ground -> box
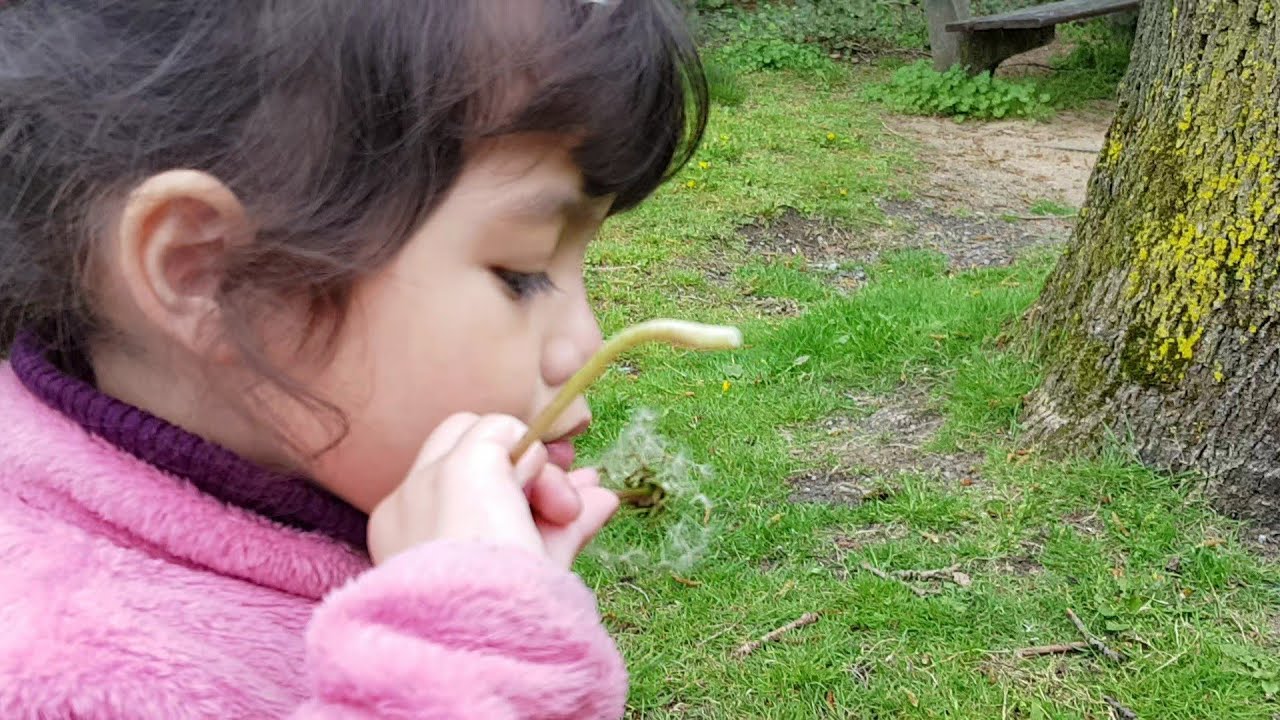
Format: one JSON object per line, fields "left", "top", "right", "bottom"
{"left": 738, "top": 102, "right": 1107, "bottom": 270}
{"left": 574, "top": 62, "right": 1280, "bottom": 719}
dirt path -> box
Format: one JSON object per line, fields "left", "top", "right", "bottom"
{"left": 771, "top": 105, "right": 1115, "bottom": 500}
{"left": 895, "top": 108, "right": 1112, "bottom": 215}
{"left": 742, "top": 106, "right": 1114, "bottom": 272}
{"left": 877, "top": 105, "right": 1113, "bottom": 268}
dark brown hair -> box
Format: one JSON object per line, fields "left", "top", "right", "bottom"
{"left": 0, "top": 0, "right": 708, "bottom": 368}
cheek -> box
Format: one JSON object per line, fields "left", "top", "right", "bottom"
{"left": 309, "top": 344, "right": 540, "bottom": 511}
{"left": 293, "top": 273, "right": 544, "bottom": 510}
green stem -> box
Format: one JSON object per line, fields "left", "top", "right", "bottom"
{"left": 509, "top": 319, "right": 743, "bottom": 466}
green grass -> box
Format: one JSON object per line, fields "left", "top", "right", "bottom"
{"left": 1029, "top": 199, "right": 1078, "bottom": 217}
{"left": 575, "top": 65, "right": 1280, "bottom": 718}
{"left": 588, "top": 64, "right": 913, "bottom": 328}
{"left": 1036, "top": 19, "right": 1137, "bottom": 110}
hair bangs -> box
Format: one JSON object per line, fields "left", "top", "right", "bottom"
{"left": 461, "top": 0, "right": 710, "bottom": 214}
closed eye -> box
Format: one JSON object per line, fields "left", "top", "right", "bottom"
{"left": 493, "top": 268, "right": 558, "bottom": 300}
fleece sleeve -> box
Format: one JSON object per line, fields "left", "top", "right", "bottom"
{"left": 290, "top": 539, "right": 627, "bottom": 720}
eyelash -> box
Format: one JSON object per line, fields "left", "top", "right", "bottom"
{"left": 493, "top": 269, "right": 558, "bottom": 299}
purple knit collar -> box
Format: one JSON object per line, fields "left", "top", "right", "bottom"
{"left": 9, "top": 330, "right": 368, "bottom": 550}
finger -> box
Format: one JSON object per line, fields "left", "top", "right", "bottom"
{"left": 412, "top": 412, "right": 480, "bottom": 467}
{"left": 511, "top": 440, "right": 548, "bottom": 490}
{"left": 439, "top": 415, "right": 532, "bottom": 493}
{"left": 566, "top": 467, "right": 601, "bottom": 489}
{"left": 454, "top": 414, "right": 529, "bottom": 456}
{"left": 526, "top": 464, "right": 582, "bottom": 526}
{"left": 436, "top": 415, "right": 543, "bottom": 549}
{"left": 575, "top": 487, "right": 621, "bottom": 542}
{"left": 542, "top": 486, "right": 620, "bottom": 569}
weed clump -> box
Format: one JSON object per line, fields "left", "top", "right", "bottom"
{"left": 865, "top": 61, "right": 1050, "bottom": 121}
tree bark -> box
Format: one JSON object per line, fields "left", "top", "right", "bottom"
{"left": 1023, "top": 0, "right": 1280, "bottom": 528}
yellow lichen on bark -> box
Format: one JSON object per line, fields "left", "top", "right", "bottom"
{"left": 1120, "top": 29, "right": 1279, "bottom": 383}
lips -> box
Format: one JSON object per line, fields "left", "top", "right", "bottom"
{"left": 543, "top": 418, "right": 590, "bottom": 471}
{"left": 545, "top": 439, "right": 576, "bottom": 471}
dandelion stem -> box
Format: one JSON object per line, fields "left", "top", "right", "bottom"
{"left": 510, "top": 319, "right": 742, "bottom": 465}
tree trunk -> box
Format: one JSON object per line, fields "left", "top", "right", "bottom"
{"left": 1023, "top": 0, "right": 1280, "bottom": 528}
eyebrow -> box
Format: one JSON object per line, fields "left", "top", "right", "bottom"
{"left": 504, "top": 186, "right": 589, "bottom": 220}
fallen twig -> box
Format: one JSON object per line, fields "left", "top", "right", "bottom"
{"left": 861, "top": 562, "right": 929, "bottom": 597}
{"left": 893, "top": 564, "right": 972, "bottom": 587}
{"left": 1013, "top": 641, "right": 1090, "bottom": 658}
{"left": 1044, "top": 144, "right": 1102, "bottom": 154}
{"left": 696, "top": 625, "right": 733, "bottom": 648}
{"left": 1006, "top": 214, "right": 1074, "bottom": 221}
{"left": 732, "top": 613, "right": 820, "bottom": 659}
{"left": 1067, "top": 609, "right": 1126, "bottom": 663}
{"left": 893, "top": 564, "right": 959, "bottom": 581}
{"left": 1103, "top": 695, "right": 1138, "bottom": 719}
{"left": 1002, "top": 61, "right": 1059, "bottom": 71}
{"left": 880, "top": 120, "right": 910, "bottom": 141}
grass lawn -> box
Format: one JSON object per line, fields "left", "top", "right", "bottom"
{"left": 572, "top": 63, "right": 1280, "bottom": 719}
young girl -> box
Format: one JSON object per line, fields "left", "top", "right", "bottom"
{"left": 0, "top": 1, "right": 708, "bottom": 717}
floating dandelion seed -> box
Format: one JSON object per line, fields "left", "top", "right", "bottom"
{"left": 507, "top": 319, "right": 741, "bottom": 575}
{"left": 589, "top": 408, "right": 717, "bottom": 574}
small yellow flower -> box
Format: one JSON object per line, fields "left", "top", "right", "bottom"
{"left": 686, "top": 180, "right": 697, "bottom": 189}
{"left": 719, "top": 134, "right": 729, "bottom": 142}
{"left": 839, "top": 188, "right": 848, "bottom": 196}
{"left": 698, "top": 161, "right": 710, "bottom": 170}
{"left": 722, "top": 380, "right": 731, "bottom": 393}
{"left": 826, "top": 132, "right": 837, "bottom": 141}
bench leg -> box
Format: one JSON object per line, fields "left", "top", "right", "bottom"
{"left": 924, "top": 0, "right": 972, "bottom": 71}
{"left": 958, "top": 26, "right": 1056, "bottom": 75}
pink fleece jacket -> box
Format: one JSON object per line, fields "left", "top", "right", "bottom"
{"left": 0, "top": 365, "right": 627, "bottom": 719}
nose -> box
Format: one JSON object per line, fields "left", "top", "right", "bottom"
{"left": 541, "top": 290, "right": 604, "bottom": 390}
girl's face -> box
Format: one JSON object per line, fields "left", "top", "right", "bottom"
{"left": 286, "top": 134, "right": 611, "bottom": 511}
{"left": 93, "top": 133, "right": 608, "bottom": 514}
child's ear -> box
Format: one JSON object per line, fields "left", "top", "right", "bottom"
{"left": 112, "top": 169, "right": 249, "bottom": 363}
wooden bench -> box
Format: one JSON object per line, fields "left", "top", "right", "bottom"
{"left": 924, "top": 0, "right": 1141, "bottom": 75}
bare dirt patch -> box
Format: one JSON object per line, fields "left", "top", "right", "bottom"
{"left": 1062, "top": 511, "right": 1105, "bottom": 537}
{"left": 786, "top": 392, "right": 984, "bottom": 505}
{"left": 748, "top": 295, "right": 805, "bottom": 317}
{"left": 981, "top": 553, "right": 1047, "bottom": 578}
{"left": 737, "top": 213, "right": 871, "bottom": 291}
{"left": 874, "top": 199, "right": 1064, "bottom": 269}
{"left": 832, "top": 524, "right": 912, "bottom": 551}
{"left": 895, "top": 108, "right": 1111, "bottom": 216}
{"left": 735, "top": 104, "right": 1113, "bottom": 274}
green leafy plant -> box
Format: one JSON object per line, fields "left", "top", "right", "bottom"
{"left": 692, "top": 0, "right": 927, "bottom": 57}
{"left": 866, "top": 60, "right": 1051, "bottom": 121}
{"left": 1220, "top": 643, "right": 1280, "bottom": 699}
{"left": 710, "top": 38, "right": 840, "bottom": 82}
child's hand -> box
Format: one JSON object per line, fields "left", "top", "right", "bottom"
{"left": 367, "top": 413, "right": 618, "bottom": 569}
{"left": 527, "top": 465, "right": 620, "bottom": 568}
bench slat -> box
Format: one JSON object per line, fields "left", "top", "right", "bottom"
{"left": 946, "top": 0, "right": 1140, "bottom": 31}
